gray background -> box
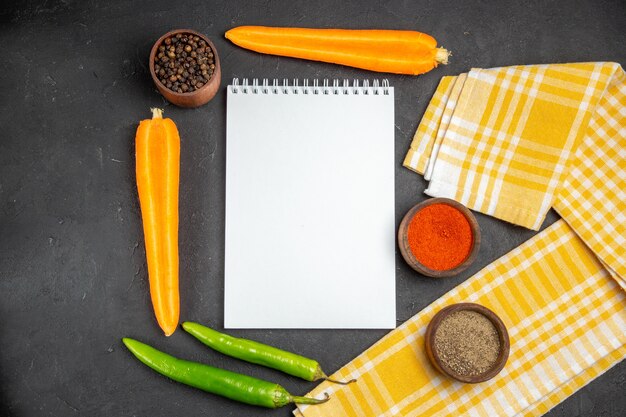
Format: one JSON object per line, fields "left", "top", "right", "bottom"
{"left": 1, "top": 0, "right": 624, "bottom": 416}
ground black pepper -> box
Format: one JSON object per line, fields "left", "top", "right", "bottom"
{"left": 153, "top": 33, "right": 215, "bottom": 94}
{"left": 433, "top": 310, "right": 500, "bottom": 377}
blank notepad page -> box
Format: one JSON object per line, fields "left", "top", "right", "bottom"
{"left": 225, "top": 79, "right": 395, "bottom": 329}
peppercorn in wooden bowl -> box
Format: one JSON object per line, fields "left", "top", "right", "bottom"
{"left": 398, "top": 197, "right": 480, "bottom": 278}
{"left": 424, "top": 303, "right": 510, "bottom": 383}
{"left": 150, "top": 29, "right": 221, "bottom": 108}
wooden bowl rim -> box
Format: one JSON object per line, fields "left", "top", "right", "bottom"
{"left": 397, "top": 197, "right": 481, "bottom": 278}
{"left": 149, "top": 28, "right": 221, "bottom": 98}
{"left": 425, "top": 303, "right": 510, "bottom": 383}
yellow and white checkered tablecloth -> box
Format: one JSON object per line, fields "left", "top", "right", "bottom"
{"left": 295, "top": 63, "right": 626, "bottom": 417}
{"left": 553, "top": 66, "right": 626, "bottom": 283}
{"left": 405, "top": 62, "right": 625, "bottom": 286}
{"left": 296, "top": 220, "right": 626, "bottom": 417}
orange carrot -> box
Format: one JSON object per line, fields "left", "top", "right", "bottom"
{"left": 225, "top": 26, "right": 449, "bottom": 75}
{"left": 135, "top": 108, "right": 180, "bottom": 336}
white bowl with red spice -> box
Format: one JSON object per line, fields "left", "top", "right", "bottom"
{"left": 425, "top": 303, "right": 510, "bottom": 383}
{"left": 398, "top": 198, "right": 480, "bottom": 278}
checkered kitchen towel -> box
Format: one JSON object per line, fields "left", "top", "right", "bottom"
{"left": 404, "top": 62, "right": 625, "bottom": 285}
{"left": 294, "top": 63, "right": 626, "bottom": 417}
{"left": 295, "top": 220, "right": 626, "bottom": 417}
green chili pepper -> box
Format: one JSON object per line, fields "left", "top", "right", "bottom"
{"left": 182, "top": 322, "right": 356, "bottom": 385}
{"left": 122, "top": 338, "right": 329, "bottom": 408}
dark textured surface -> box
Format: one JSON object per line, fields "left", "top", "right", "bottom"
{"left": 1, "top": 0, "right": 625, "bottom": 416}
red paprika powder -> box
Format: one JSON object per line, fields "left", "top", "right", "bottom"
{"left": 407, "top": 203, "right": 473, "bottom": 271}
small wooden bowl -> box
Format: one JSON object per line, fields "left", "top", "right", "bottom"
{"left": 149, "top": 29, "right": 221, "bottom": 108}
{"left": 398, "top": 198, "right": 480, "bottom": 278}
{"left": 425, "top": 303, "right": 510, "bottom": 383}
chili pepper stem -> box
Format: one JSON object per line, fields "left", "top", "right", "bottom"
{"left": 290, "top": 392, "right": 330, "bottom": 405}
{"left": 323, "top": 376, "right": 357, "bottom": 385}
{"left": 313, "top": 364, "right": 356, "bottom": 385}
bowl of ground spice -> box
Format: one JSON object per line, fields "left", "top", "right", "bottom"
{"left": 425, "top": 303, "right": 510, "bottom": 383}
{"left": 398, "top": 198, "right": 480, "bottom": 277}
{"left": 150, "top": 29, "right": 221, "bottom": 108}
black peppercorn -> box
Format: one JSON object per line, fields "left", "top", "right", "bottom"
{"left": 154, "top": 32, "right": 215, "bottom": 93}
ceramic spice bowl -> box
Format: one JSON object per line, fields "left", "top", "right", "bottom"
{"left": 398, "top": 197, "right": 480, "bottom": 278}
{"left": 425, "top": 303, "right": 510, "bottom": 383}
{"left": 149, "top": 29, "right": 221, "bottom": 108}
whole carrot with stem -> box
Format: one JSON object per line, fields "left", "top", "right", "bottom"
{"left": 225, "top": 26, "right": 450, "bottom": 75}
{"left": 135, "top": 108, "right": 180, "bottom": 336}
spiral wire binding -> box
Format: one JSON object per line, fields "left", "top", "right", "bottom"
{"left": 230, "top": 78, "right": 390, "bottom": 95}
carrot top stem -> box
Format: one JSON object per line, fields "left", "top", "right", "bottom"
{"left": 435, "top": 48, "right": 450, "bottom": 65}
{"left": 151, "top": 107, "right": 163, "bottom": 119}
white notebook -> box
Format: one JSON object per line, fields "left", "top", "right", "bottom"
{"left": 225, "top": 78, "right": 395, "bottom": 329}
